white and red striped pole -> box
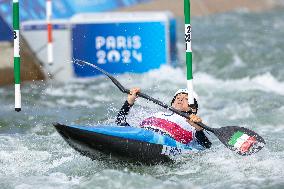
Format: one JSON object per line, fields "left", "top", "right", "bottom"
{"left": 46, "top": 0, "right": 53, "bottom": 66}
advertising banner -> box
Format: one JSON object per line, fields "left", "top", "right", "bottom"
{"left": 72, "top": 21, "right": 167, "bottom": 77}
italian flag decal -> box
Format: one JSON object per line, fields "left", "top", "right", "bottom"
{"left": 228, "top": 131, "right": 257, "bottom": 153}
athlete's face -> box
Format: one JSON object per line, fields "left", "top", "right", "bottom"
{"left": 172, "top": 93, "right": 190, "bottom": 112}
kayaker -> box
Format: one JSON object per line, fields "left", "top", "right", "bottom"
{"left": 116, "top": 87, "right": 212, "bottom": 149}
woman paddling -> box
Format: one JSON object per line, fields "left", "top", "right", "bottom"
{"left": 116, "top": 87, "right": 212, "bottom": 149}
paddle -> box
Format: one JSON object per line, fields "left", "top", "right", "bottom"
{"left": 74, "top": 59, "right": 265, "bottom": 156}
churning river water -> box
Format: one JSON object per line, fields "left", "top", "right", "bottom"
{"left": 1, "top": 8, "right": 284, "bottom": 189}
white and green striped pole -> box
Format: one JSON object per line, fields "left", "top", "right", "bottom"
{"left": 13, "top": 0, "right": 21, "bottom": 112}
{"left": 184, "top": 0, "right": 195, "bottom": 105}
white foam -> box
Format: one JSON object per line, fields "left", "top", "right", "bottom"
{"left": 195, "top": 72, "right": 284, "bottom": 96}
{"left": 55, "top": 99, "right": 100, "bottom": 108}
{"left": 220, "top": 102, "right": 254, "bottom": 120}
{"left": 117, "top": 65, "right": 186, "bottom": 90}
{"left": 14, "top": 172, "right": 81, "bottom": 189}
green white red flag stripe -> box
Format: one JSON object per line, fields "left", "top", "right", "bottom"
{"left": 228, "top": 131, "right": 257, "bottom": 153}
{"left": 13, "top": 0, "right": 21, "bottom": 112}
{"left": 184, "top": 0, "right": 194, "bottom": 105}
{"left": 46, "top": 0, "right": 53, "bottom": 66}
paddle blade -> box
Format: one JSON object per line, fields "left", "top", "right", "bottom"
{"left": 215, "top": 126, "right": 265, "bottom": 156}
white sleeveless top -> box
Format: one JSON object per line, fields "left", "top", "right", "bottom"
{"left": 140, "top": 111, "right": 197, "bottom": 144}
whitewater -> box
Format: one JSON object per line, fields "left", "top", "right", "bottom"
{"left": 1, "top": 8, "right": 284, "bottom": 189}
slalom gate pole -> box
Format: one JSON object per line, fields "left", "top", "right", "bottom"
{"left": 184, "top": 0, "right": 195, "bottom": 105}
{"left": 13, "top": 0, "right": 21, "bottom": 112}
{"left": 46, "top": 0, "right": 53, "bottom": 66}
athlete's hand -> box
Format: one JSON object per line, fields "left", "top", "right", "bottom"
{"left": 189, "top": 114, "right": 202, "bottom": 123}
{"left": 187, "top": 114, "right": 203, "bottom": 131}
{"left": 127, "top": 87, "right": 140, "bottom": 105}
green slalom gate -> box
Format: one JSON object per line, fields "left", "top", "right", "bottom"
{"left": 184, "top": 0, "right": 195, "bottom": 105}
{"left": 13, "top": 0, "right": 21, "bottom": 112}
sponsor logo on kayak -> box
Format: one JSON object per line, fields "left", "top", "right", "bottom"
{"left": 161, "top": 146, "right": 182, "bottom": 156}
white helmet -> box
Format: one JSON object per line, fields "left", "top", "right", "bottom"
{"left": 173, "top": 88, "right": 199, "bottom": 100}
{"left": 171, "top": 88, "right": 199, "bottom": 114}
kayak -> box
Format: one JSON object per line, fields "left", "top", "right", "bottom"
{"left": 53, "top": 123, "right": 204, "bottom": 164}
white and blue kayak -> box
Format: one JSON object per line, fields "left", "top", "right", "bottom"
{"left": 53, "top": 123, "right": 205, "bottom": 164}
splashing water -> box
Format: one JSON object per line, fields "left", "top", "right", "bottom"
{"left": 1, "top": 9, "right": 284, "bottom": 189}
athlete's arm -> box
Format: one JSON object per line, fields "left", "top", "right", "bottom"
{"left": 115, "top": 87, "right": 140, "bottom": 126}
{"left": 115, "top": 100, "right": 133, "bottom": 126}
{"left": 188, "top": 114, "right": 203, "bottom": 131}
{"left": 187, "top": 114, "right": 212, "bottom": 148}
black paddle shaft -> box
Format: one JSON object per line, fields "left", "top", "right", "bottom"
{"left": 74, "top": 59, "right": 265, "bottom": 156}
